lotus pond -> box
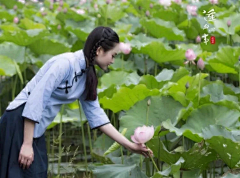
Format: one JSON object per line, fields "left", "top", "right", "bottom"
{"left": 0, "top": 0, "right": 240, "bottom": 177}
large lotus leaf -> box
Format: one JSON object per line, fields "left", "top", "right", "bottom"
{"left": 109, "top": 57, "right": 136, "bottom": 72}
{"left": 131, "top": 41, "right": 186, "bottom": 64}
{"left": 117, "top": 15, "right": 141, "bottom": 33}
{"left": 139, "top": 75, "right": 165, "bottom": 89}
{"left": 131, "top": 53, "right": 155, "bottom": 74}
{"left": 152, "top": 157, "right": 184, "bottom": 178}
{"left": 0, "top": 55, "right": 16, "bottom": 76}
{"left": 200, "top": 83, "right": 240, "bottom": 110}
{"left": 99, "top": 4, "right": 125, "bottom": 22}
{"left": 0, "top": 10, "right": 15, "bottom": 22}
{"left": 98, "top": 85, "right": 117, "bottom": 100}
{"left": 152, "top": 8, "right": 187, "bottom": 25}
{"left": 28, "top": 38, "right": 71, "bottom": 55}
{"left": 162, "top": 104, "right": 240, "bottom": 142}
{"left": 208, "top": 46, "right": 240, "bottom": 74}
{"left": 65, "top": 19, "right": 94, "bottom": 41}
{"left": 0, "top": 42, "right": 25, "bottom": 64}
{"left": 19, "top": 18, "right": 46, "bottom": 30}
{"left": 56, "top": 9, "right": 86, "bottom": 22}
{"left": 222, "top": 173, "right": 240, "bottom": 178}
{"left": 155, "top": 69, "right": 174, "bottom": 82}
{"left": 140, "top": 18, "right": 186, "bottom": 41}
{"left": 147, "top": 137, "right": 217, "bottom": 170}
{"left": 168, "top": 73, "right": 208, "bottom": 106}
{"left": 91, "top": 164, "right": 148, "bottom": 178}
{"left": 0, "top": 25, "right": 49, "bottom": 46}
{"left": 170, "top": 67, "right": 189, "bottom": 82}
{"left": 100, "top": 71, "right": 140, "bottom": 88}
{"left": 119, "top": 96, "right": 184, "bottom": 140}
{"left": 99, "top": 84, "right": 159, "bottom": 113}
{"left": 213, "top": 13, "right": 240, "bottom": 35}
{"left": 202, "top": 126, "right": 240, "bottom": 169}
{"left": 0, "top": 0, "right": 23, "bottom": 9}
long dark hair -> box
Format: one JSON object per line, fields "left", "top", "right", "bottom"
{"left": 83, "top": 26, "right": 119, "bottom": 101}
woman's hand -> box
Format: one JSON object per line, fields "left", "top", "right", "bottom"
{"left": 18, "top": 143, "right": 34, "bottom": 169}
{"left": 127, "top": 142, "right": 153, "bottom": 158}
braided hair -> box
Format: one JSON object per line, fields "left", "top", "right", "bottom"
{"left": 83, "top": 26, "right": 119, "bottom": 101}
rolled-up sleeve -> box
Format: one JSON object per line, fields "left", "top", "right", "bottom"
{"left": 22, "top": 59, "right": 70, "bottom": 123}
{"left": 79, "top": 94, "right": 110, "bottom": 130}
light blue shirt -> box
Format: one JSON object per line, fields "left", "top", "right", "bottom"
{"left": 6, "top": 50, "right": 110, "bottom": 138}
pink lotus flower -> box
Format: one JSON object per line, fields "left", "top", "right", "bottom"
{"left": 146, "top": 10, "right": 150, "bottom": 16}
{"left": 196, "top": 35, "right": 201, "bottom": 43}
{"left": 197, "top": 58, "right": 205, "bottom": 70}
{"left": 13, "top": 5, "right": 18, "bottom": 11}
{"left": 94, "top": 3, "right": 98, "bottom": 10}
{"left": 63, "top": 8, "right": 67, "bottom": 13}
{"left": 131, "top": 125, "right": 154, "bottom": 144}
{"left": 227, "top": 20, "right": 231, "bottom": 27}
{"left": 159, "top": 0, "right": 171, "bottom": 7}
{"left": 13, "top": 17, "right": 19, "bottom": 24}
{"left": 174, "top": 0, "right": 182, "bottom": 4}
{"left": 122, "top": 0, "right": 127, "bottom": 2}
{"left": 76, "top": 9, "right": 85, "bottom": 14}
{"left": 187, "top": 5, "right": 197, "bottom": 16}
{"left": 119, "top": 42, "right": 132, "bottom": 54}
{"left": 209, "top": 0, "right": 218, "bottom": 4}
{"left": 80, "top": 0, "right": 86, "bottom": 5}
{"left": 184, "top": 49, "right": 197, "bottom": 65}
{"left": 106, "top": 0, "right": 112, "bottom": 4}
{"left": 57, "top": 24, "right": 61, "bottom": 30}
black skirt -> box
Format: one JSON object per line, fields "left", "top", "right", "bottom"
{"left": 0, "top": 103, "right": 48, "bottom": 178}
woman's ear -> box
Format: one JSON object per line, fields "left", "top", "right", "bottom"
{"left": 96, "top": 46, "right": 102, "bottom": 56}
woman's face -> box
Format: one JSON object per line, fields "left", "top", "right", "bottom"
{"left": 95, "top": 43, "right": 120, "bottom": 71}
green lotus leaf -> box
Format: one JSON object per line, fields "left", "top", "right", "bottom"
{"left": 65, "top": 19, "right": 94, "bottom": 41}
{"left": 200, "top": 83, "right": 240, "bottom": 110}
{"left": 140, "top": 18, "right": 185, "bottom": 41}
{"left": 56, "top": 8, "right": 86, "bottom": 22}
{"left": 99, "top": 84, "right": 159, "bottom": 113}
{"left": 155, "top": 69, "right": 174, "bottom": 82}
{"left": 162, "top": 104, "right": 240, "bottom": 142}
{"left": 147, "top": 137, "right": 217, "bottom": 170}
{"left": 0, "top": 10, "right": 15, "bottom": 22}
{"left": 19, "top": 18, "right": 46, "bottom": 30}
{"left": 207, "top": 46, "right": 240, "bottom": 74}
{"left": 152, "top": 157, "right": 184, "bottom": 178}
{"left": 28, "top": 37, "right": 71, "bottom": 55}
{"left": 91, "top": 164, "right": 148, "bottom": 178}
{"left": 100, "top": 71, "right": 140, "bottom": 88}
{"left": 0, "top": 42, "right": 25, "bottom": 63}
{"left": 109, "top": 57, "right": 136, "bottom": 72}
{"left": 119, "top": 96, "right": 184, "bottom": 140}
{"left": 222, "top": 173, "right": 240, "bottom": 178}
{"left": 202, "top": 126, "right": 240, "bottom": 169}
{"left": 99, "top": 4, "right": 125, "bottom": 22}
{"left": 0, "top": 55, "right": 16, "bottom": 76}
{"left": 0, "top": 25, "right": 49, "bottom": 46}
{"left": 130, "top": 40, "right": 186, "bottom": 64}
{"left": 213, "top": 13, "right": 240, "bottom": 35}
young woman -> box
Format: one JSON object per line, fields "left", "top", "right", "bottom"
{"left": 0, "top": 26, "right": 153, "bottom": 178}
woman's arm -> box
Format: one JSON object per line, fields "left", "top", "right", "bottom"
{"left": 18, "top": 118, "right": 35, "bottom": 169}
{"left": 99, "top": 123, "right": 153, "bottom": 158}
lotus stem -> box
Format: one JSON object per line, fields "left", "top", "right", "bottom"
{"left": 58, "top": 104, "right": 64, "bottom": 175}
{"left": 147, "top": 149, "right": 159, "bottom": 172}
{"left": 198, "top": 72, "right": 201, "bottom": 106}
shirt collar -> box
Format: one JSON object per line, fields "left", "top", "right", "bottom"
{"left": 73, "top": 49, "right": 88, "bottom": 71}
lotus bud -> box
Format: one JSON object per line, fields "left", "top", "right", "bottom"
{"left": 185, "top": 82, "right": 189, "bottom": 89}
{"left": 49, "top": 4, "right": 53, "bottom": 10}
{"left": 150, "top": 3, "right": 153, "bottom": 8}
{"left": 147, "top": 99, "right": 151, "bottom": 106}
{"left": 59, "top": 0, "right": 63, "bottom": 6}
{"left": 13, "top": 17, "right": 19, "bottom": 24}
{"left": 197, "top": 58, "right": 205, "bottom": 70}
{"left": 146, "top": 10, "right": 150, "bottom": 16}
{"left": 227, "top": 20, "right": 231, "bottom": 27}
{"left": 97, "top": 14, "right": 101, "bottom": 18}
{"left": 57, "top": 24, "right": 61, "bottom": 30}
{"left": 119, "top": 42, "right": 132, "bottom": 54}
{"left": 106, "top": 0, "right": 112, "bottom": 4}
{"left": 13, "top": 5, "right": 18, "bottom": 11}
{"left": 196, "top": 35, "right": 201, "bottom": 43}
{"left": 63, "top": 8, "right": 67, "bottom": 13}
{"left": 185, "top": 49, "right": 197, "bottom": 61}
{"left": 57, "top": 6, "right": 62, "bottom": 12}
